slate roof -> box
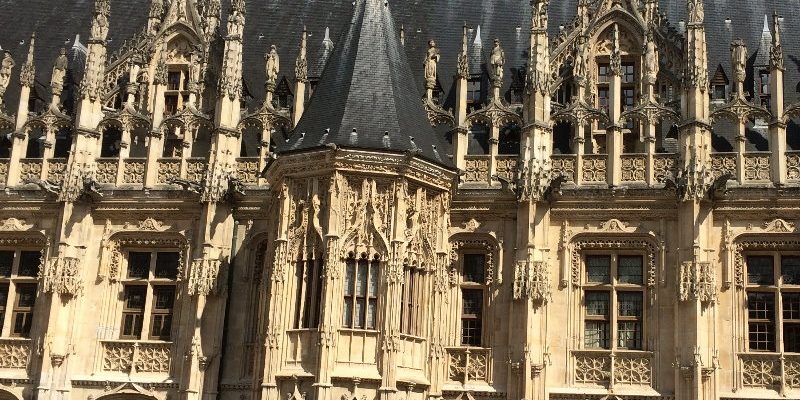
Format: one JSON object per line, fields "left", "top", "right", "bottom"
{"left": 2, "top": 1, "right": 800, "bottom": 151}
{"left": 280, "top": 0, "right": 451, "bottom": 167}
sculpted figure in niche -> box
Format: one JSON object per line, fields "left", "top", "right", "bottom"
{"left": 0, "top": 51, "right": 14, "bottom": 101}
{"left": 265, "top": 45, "right": 280, "bottom": 88}
{"left": 92, "top": 11, "right": 109, "bottom": 41}
{"left": 51, "top": 48, "right": 68, "bottom": 95}
{"left": 573, "top": 38, "right": 587, "bottom": 83}
{"left": 424, "top": 40, "right": 440, "bottom": 90}
{"left": 731, "top": 39, "right": 747, "bottom": 86}
{"left": 643, "top": 31, "right": 658, "bottom": 86}
{"left": 490, "top": 39, "right": 505, "bottom": 85}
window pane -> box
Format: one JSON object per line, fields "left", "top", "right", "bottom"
{"left": 355, "top": 298, "right": 365, "bottom": 328}
{"left": 748, "top": 292, "right": 775, "bottom": 320}
{"left": 584, "top": 321, "right": 610, "bottom": 349}
{"left": 369, "top": 261, "right": 380, "bottom": 296}
{"left": 461, "top": 318, "right": 482, "bottom": 346}
{"left": 463, "top": 254, "right": 486, "bottom": 283}
{"left": 748, "top": 322, "right": 776, "bottom": 352}
{"left": 0, "top": 251, "right": 13, "bottom": 277}
{"left": 748, "top": 292, "right": 776, "bottom": 352}
{"left": 367, "top": 299, "right": 377, "bottom": 329}
{"left": 618, "top": 321, "right": 642, "bottom": 349}
{"left": 785, "top": 323, "right": 800, "bottom": 353}
{"left": 343, "top": 301, "right": 353, "bottom": 328}
{"left": 618, "top": 292, "right": 643, "bottom": 317}
{"left": 153, "top": 287, "right": 175, "bottom": 310}
{"left": 344, "top": 261, "right": 355, "bottom": 296}
{"left": 13, "top": 311, "right": 32, "bottom": 337}
{"left": 356, "top": 261, "right": 368, "bottom": 297}
{"left": 462, "top": 289, "right": 483, "bottom": 316}
{"left": 18, "top": 251, "right": 40, "bottom": 277}
{"left": 16, "top": 283, "right": 37, "bottom": 307}
{"left": 124, "top": 286, "right": 147, "bottom": 310}
{"left": 585, "top": 291, "right": 609, "bottom": 316}
{"left": 618, "top": 256, "right": 643, "bottom": 284}
{"left": 128, "top": 252, "right": 151, "bottom": 279}
{"left": 782, "top": 256, "right": 800, "bottom": 285}
{"left": 155, "top": 252, "right": 180, "bottom": 279}
{"left": 747, "top": 256, "right": 774, "bottom": 285}
{"left": 586, "top": 256, "right": 611, "bottom": 284}
{"left": 151, "top": 314, "right": 172, "bottom": 339}
{"left": 784, "top": 293, "right": 800, "bottom": 320}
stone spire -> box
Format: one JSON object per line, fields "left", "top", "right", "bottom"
{"left": 770, "top": 12, "right": 784, "bottom": 71}
{"left": 292, "top": 27, "right": 308, "bottom": 127}
{"left": 310, "top": 27, "right": 334, "bottom": 78}
{"left": 79, "top": 0, "right": 110, "bottom": 102}
{"left": 19, "top": 34, "right": 35, "bottom": 88}
{"left": 469, "top": 24, "right": 483, "bottom": 76}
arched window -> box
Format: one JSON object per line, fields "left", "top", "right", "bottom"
{"left": 53, "top": 127, "right": 72, "bottom": 158}
{"left": 240, "top": 125, "right": 261, "bottom": 157}
{"left": 343, "top": 254, "right": 380, "bottom": 330}
{"left": 0, "top": 131, "right": 11, "bottom": 158}
{"left": 120, "top": 250, "right": 179, "bottom": 340}
{"left": 293, "top": 256, "right": 323, "bottom": 329}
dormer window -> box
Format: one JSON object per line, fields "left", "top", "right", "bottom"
{"left": 164, "top": 68, "right": 190, "bottom": 116}
{"left": 713, "top": 84, "right": 727, "bottom": 101}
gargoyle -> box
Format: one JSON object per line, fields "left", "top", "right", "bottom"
{"left": 710, "top": 172, "right": 734, "bottom": 201}
{"left": 23, "top": 178, "right": 61, "bottom": 196}
{"left": 168, "top": 177, "right": 203, "bottom": 194}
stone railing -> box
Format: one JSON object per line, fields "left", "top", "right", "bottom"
{"left": 0, "top": 338, "right": 32, "bottom": 369}
{"left": 156, "top": 158, "right": 181, "bottom": 184}
{"left": 581, "top": 154, "right": 607, "bottom": 184}
{"left": 621, "top": 154, "right": 647, "bottom": 183}
{"left": 495, "top": 155, "right": 519, "bottom": 183}
{"left": 0, "top": 159, "right": 9, "bottom": 185}
{"left": 573, "top": 350, "right": 653, "bottom": 387}
{"left": 739, "top": 353, "right": 800, "bottom": 392}
{"left": 46, "top": 158, "right": 68, "bottom": 184}
{"left": 95, "top": 158, "right": 119, "bottom": 185}
{"left": 19, "top": 158, "right": 43, "bottom": 182}
{"left": 743, "top": 152, "right": 771, "bottom": 182}
{"left": 446, "top": 347, "right": 493, "bottom": 384}
{"left": 101, "top": 340, "right": 172, "bottom": 374}
{"left": 236, "top": 157, "right": 260, "bottom": 185}
{"left": 710, "top": 152, "right": 737, "bottom": 180}
{"left": 788, "top": 151, "right": 800, "bottom": 181}
{"left": 186, "top": 158, "right": 207, "bottom": 183}
{"left": 122, "top": 158, "right": 146, "bottom": 184}
{"left": 653, "top": 153, "right": 679, "bottom": 181}
{"left": 463, "top": 155, "right": 491, "bottom": 184}
{"left": 551, "top": 155, "right": 576, "bottom": 183}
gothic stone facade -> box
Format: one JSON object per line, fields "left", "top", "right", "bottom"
{"left": 0, "top": 1, "right": 799, "bottom": 400}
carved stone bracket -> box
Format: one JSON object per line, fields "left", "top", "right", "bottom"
{"left": 187, "top": 258, "right": 225, "bottom": 296}
{"left": 678, "top": 261, "right": 716, "bottom": 304}
{"left": 513, "top": 260, "right": 550, "bottom": 304}
{"left": 41, "top": 256, "right": 83, "bottom": 297}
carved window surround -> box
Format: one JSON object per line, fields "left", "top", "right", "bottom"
{"left": 101, "top": 233, "right": 189, "bottom": 283}
{"left": 449, "top": 237, "right": 500, "bottom": 287}
{"left": 569, "top": 237, "right": 658, "bottom": 291}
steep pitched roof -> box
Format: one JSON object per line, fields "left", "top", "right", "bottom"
{"left": 279, "top": 0, "right": 451, "bottom": 168}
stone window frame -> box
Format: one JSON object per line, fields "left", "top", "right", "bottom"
{"left": 449, "top": 236, "right": 500, "bottom": 349}
{"left": 0, "top": 235, "right": 47, "bottom": 340}
{"left": 118, "top": 249, "right": 181, "bottom": 342}
{"left": 731, "top": 237, "right": 800, "bottom": 393}
{"left": 567, "top": 235, "right": 659, "bottom": 389}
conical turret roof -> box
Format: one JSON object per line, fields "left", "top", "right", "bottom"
{"left": 279, "top": 0, "right": 451, "bottom": 168}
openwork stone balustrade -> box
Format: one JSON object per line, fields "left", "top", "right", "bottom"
{"left": 573, "top": 350, "right": 653, "bottom": 387}
{"left": 446, "top": 347, "right": 493, "bottom": 385}
{"left": 739, "top": 353, "right": 800, "bottom": 393}
{"left": 101, "top": 340, "right": 172, "bottom": 374}
{"left": 0, "top": 338, "right": 31, "bottom": 369}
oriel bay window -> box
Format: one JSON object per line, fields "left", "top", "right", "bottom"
{"left": 461, "top": 253, "right": 487, "bottom": 347}
{"left": 745, "top": 254, "right": 800, "bottom": 353}
{"left": 583, "top": 254, "right": 645, "bottom": 350}
{"left": 0, "top": 249, "right": 41, "bottom": 338}
{"left": 121, "top": 250, "right": 179, "bottom": 340}
{"left": 343, "top": 254, "right": 380, "bottom": 330}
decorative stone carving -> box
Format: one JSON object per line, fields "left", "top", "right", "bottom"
{"left": 0, "top": 51, "right": 14, "bottom": 103}
{"left": 41, "top": 256, "right": 83, "bottom": 297}
{"left": 741, "top": 354, "right": 780, "bottom": 387}
{"left": 295, "top": 29, "right": 308, "bottom": 83}
{"left": 424, "top": 40, "right": 440, "bottom": 90}
{"left": 574, "top": 353, "right": 610, "bottom": 384}
{"left": 456, "top": 24, "right": 469, "bottom": 79}
{"left": 51, "top": 48, "right": 68, "bottom": 97}
{"left": 102, "top": 341, "right": 171, "bottom": 374}
{"left": 265, "top": 45, "right": 280, "bottom": 91}
{"left": 731, "top": 39, "right": 747, "bottom": 88}
{"left": 597, "top": 218, "right": 635, "bottom": 233}
{"left": 770, "top": 12, "right": 784, "bottom": 71}
{"left": 643, "top": 30, "right": 658, "bottom": 86}
{"left": 0, "top": 339, "right": 31, "bottom": 369}
{"left": 187, "top": 258, "right": 224, "bottom": 296}
{"left": 614, "top": 353, "right": 652, "bottom": 385}
{"left": 451, "top": 239, "right": 499, "bottom": 286}
{"left": 447, "top": 347, "right": 491, "bottom": 383}
{"left": 734, "top": 240, "right": 800, "bottom": 288}
{"left": 678, "top": 261, "right": 716, "bottom": 303}
{"left": 763, "top": 218, "right": 795, "bottom": 233}
{"left": 513, "top": 260, "right": 550, "bottom": 303}
{"left": 0, "top": 218, "right": 33, "bottom": 231}
{"left": 103, "top": 235, "right": 187, "bottom": 282}
{"left": 490, "top": 39, "right": 505, "bottom": 87}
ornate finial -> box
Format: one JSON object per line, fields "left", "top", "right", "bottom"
{"left": 19, "top": 33, "right": 35, "bottom": 88}
{"left": 687, "top": 0, "right": 704, "bottom": 25}
{"left": 610, "top": 24, "right": 622, "bottom": 77}
{"left": 51, "top": 48, "right": 69, "bottom": 98}
{"left": 265, "top": 45, "right": 280, "bottom": 92}
{"left": 770, "top": 12, "right": 784, "bottom": 71}
{"left": 90, "top": 0, "right": 110, "bottom": 41}
{"left": 230, "top": 0, "right": 246, "bottom": 14}
{"left": 154, "top": 45, "right": 168, "bottom": 86}
{"left": 424, "top": 40, "right": 440, "bottom": 91}
{"left": 0, "top": 49, "right": 15, "bottom": 105}
{"left": 531, "top": 0, "right": 549, "bottom": 31}
{"left": 490, "top": 38, "right": 505, "bottom": 88}
{"left": 457, "top": 23, "right": 469, "bottom": 79}
{"left": 295, "top": 27, "right": 308, "bottom": 83}
{"left": 643, "top": 29, "right": 659, "bottom": 86}
{"left": 730, "top": 38, "right": 747, "bottom": 90}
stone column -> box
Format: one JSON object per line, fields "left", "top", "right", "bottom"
{"left": 768, "top": 12, "right": 786, "bottom": 185}
{"left": 606, "top": 24, "right": 623, "bottom": 187}
{"left": 453, "top": 24, "right": 470, "bottom": 171}
{"left": 7, "top": 34, "right": 36, "bottom": 186}
{"left": 145, "top": 53, "right": 167, "bottom": 188}
{"left": 292, "top": 28, "right": 308, "bottom": 128}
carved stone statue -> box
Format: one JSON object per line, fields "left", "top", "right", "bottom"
{"left": 265, "top": 45, "right": 280, "bottom": 88}
{"left": 490, "top": 39, "right": 505, "bottom": 85}
{"left": 731, "top": 39, "right": 747, "bottom": 87}
{"left": 0, "top": 51, "right": 14, "bottom": 101}
{"left": 227, "top": 10, "right": 244, "bottom": 37}
{"left": 424, "top": 40, "right": 440, "bottom": 90}
{"left": 91, "top": 11, "right": 109, "bottom": 41}
{"left": 532, "top": 0, "right": 549, "bottom": 30}
{"left": 137, "top": 68, "right": 149, "bottom": 109}
{"left": 149, "top": 0, "right": 163, "bottom": 18}
{"left": 644, "top": 32, "right": 659, "bottom": 86}
{"left": 573, "top": 38, "right": 587, "bottom": 83}
{"left": 688, "top": 0, "right": 704, "bottom": 24}
{"left": 51, "top": 48, "right": 68, "bottom": 96}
